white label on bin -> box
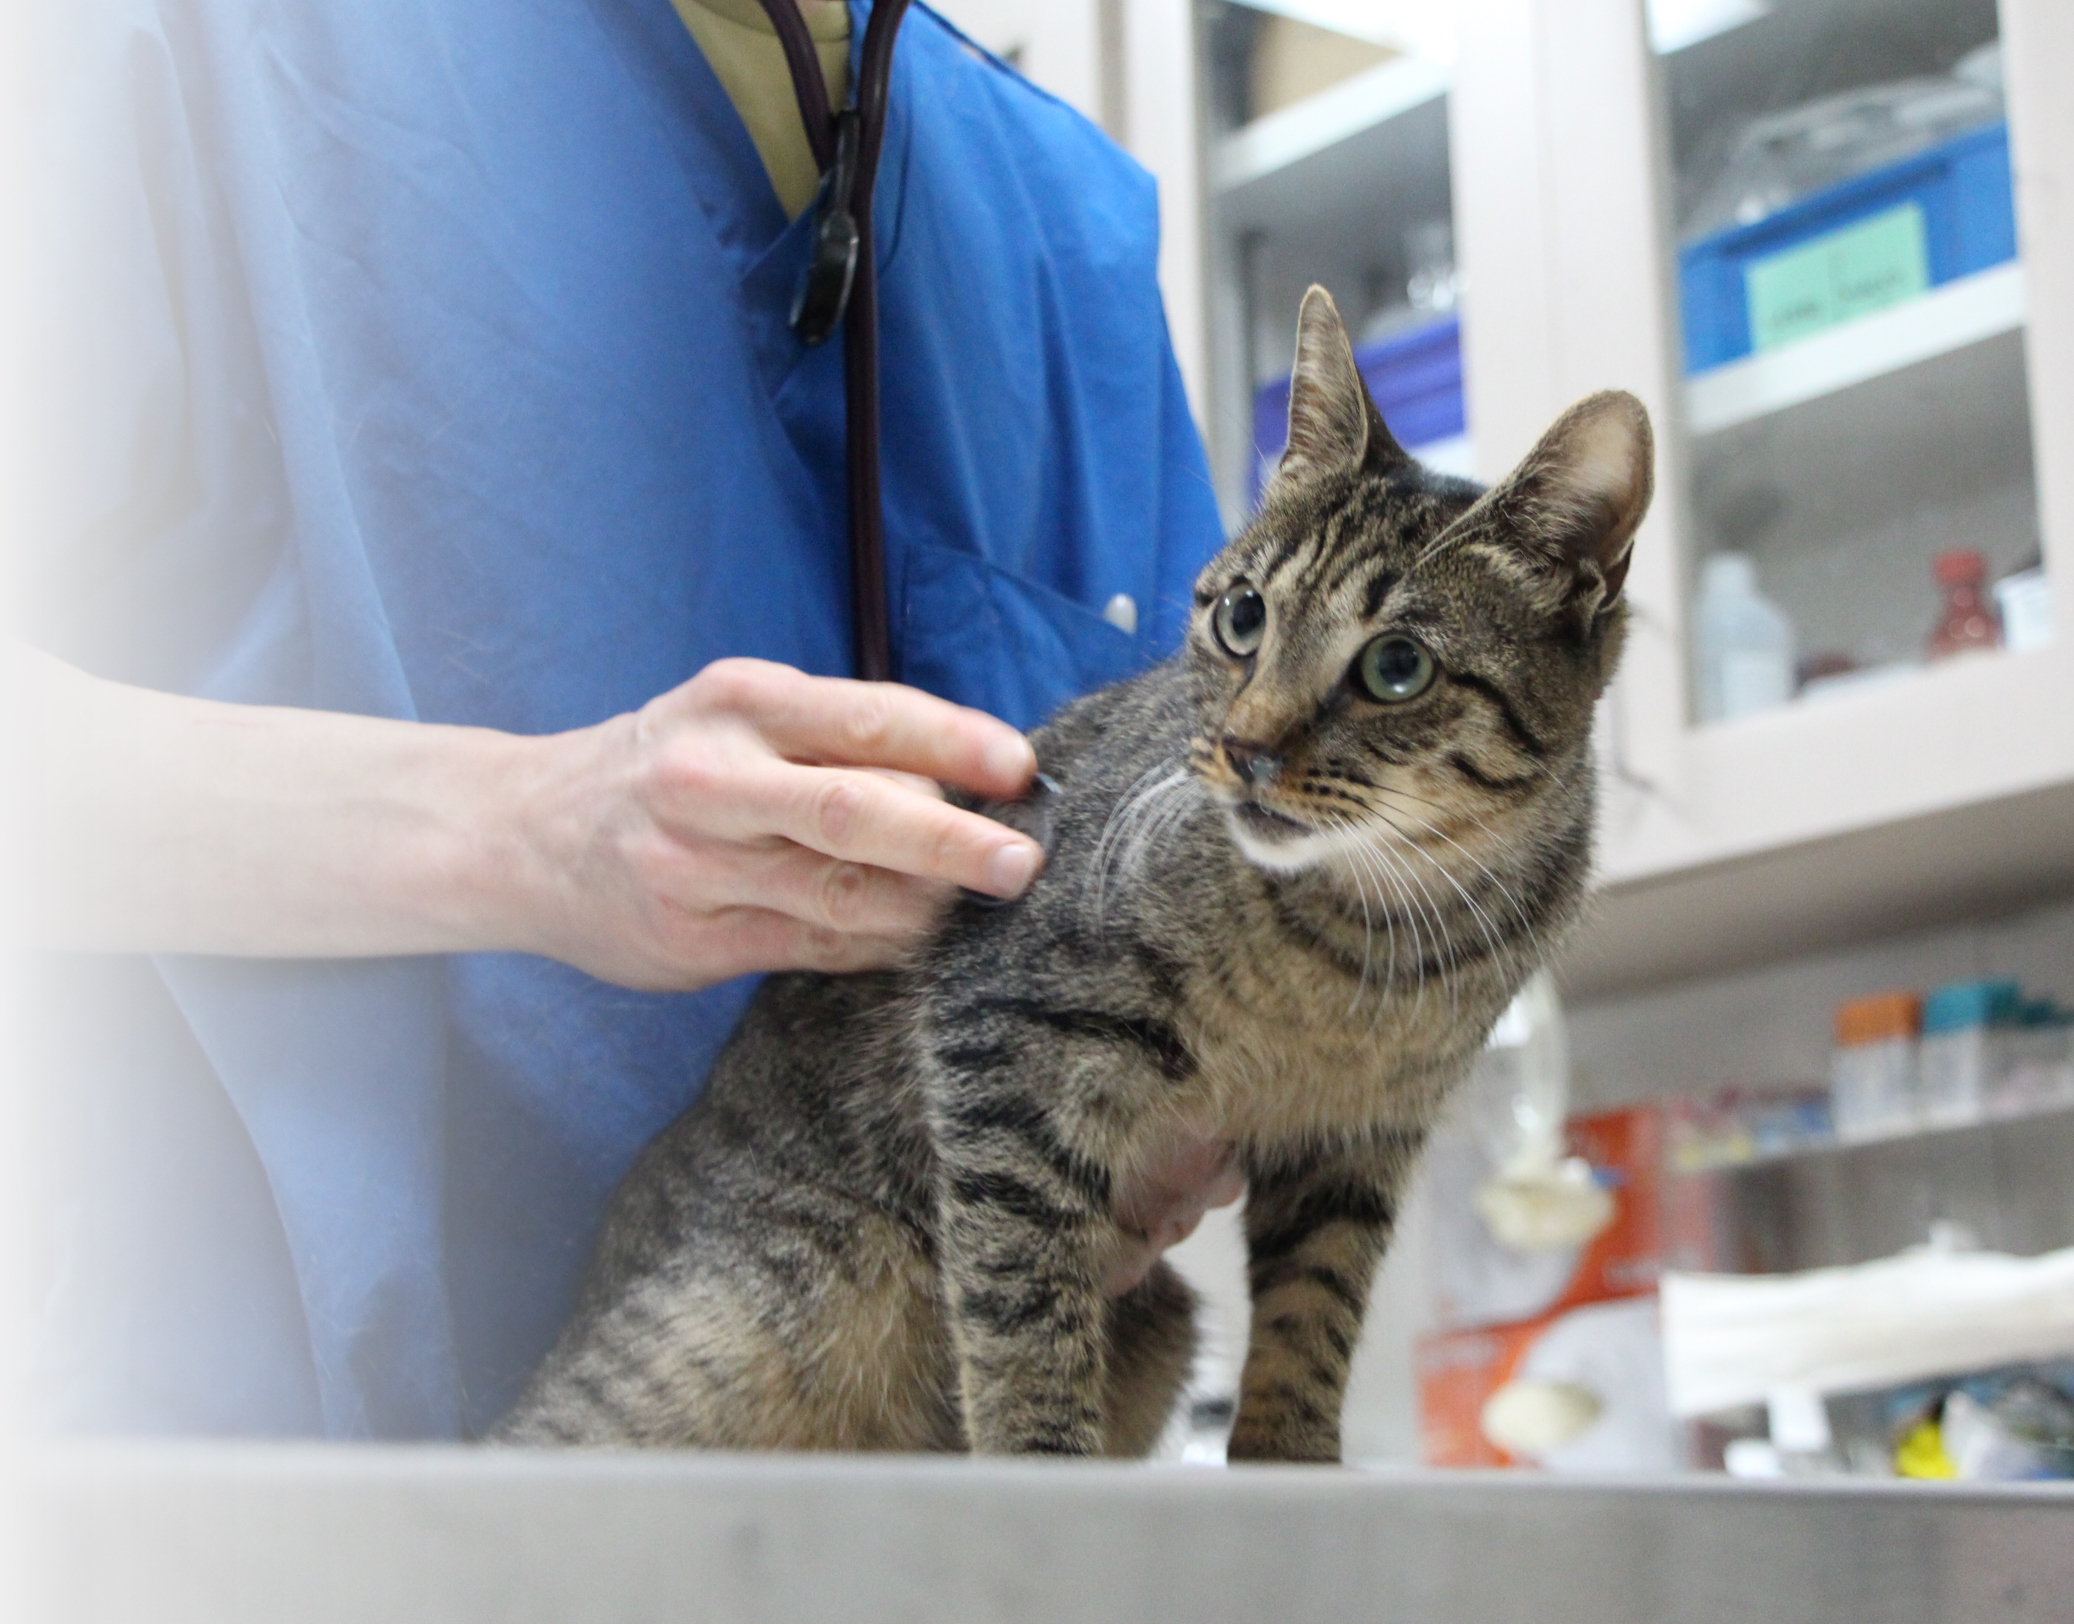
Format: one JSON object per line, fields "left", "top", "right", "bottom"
{"left": 1745, "top": 202, "right": 1930, "bottom": 351}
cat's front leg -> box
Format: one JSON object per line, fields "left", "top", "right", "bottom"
{"left": 929, "top": 1079, "right": 1120, "bottom": 1456}
{"left": 1228, "top": 1129, "right": 1424, "bottom": 1463}
{"left": 929, "top": 1037, "right": 1144, "bottom": 1468}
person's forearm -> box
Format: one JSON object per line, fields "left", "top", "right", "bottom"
{"left": 5, "top": 644, "right": 1044, "bottom": 985}
{"left": 10, "top": 643, "right": 548, "bottom": 957}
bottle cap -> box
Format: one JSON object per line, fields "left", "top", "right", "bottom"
{"left": 1921, "top": 979, "right": 2022, "bottom": 1034}
{"left": 1834, "top": 990, "right": 1922, "bottom": 1047}
{"left": 1933, "top": 549, "right": 1986, "bottom": 588}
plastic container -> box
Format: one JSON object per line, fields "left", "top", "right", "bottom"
{"left": 1994, "top": 565, "right": 2054, "bottom": 654}
{"left": 1680, "top": 121, "right": 2016, "bottom": 373}
{"left": 1251, "top": 313, "right": 1464, "bottom": 505}
{"left": 1986, "top": 1011, "right": 2074, "bottom": 1121}
{"left": 1694, "top": 553, "right": 1795, "bottom": 722}
{"left": 1680, "top": 50, "right": 2004, "bottom": 242}
{"left": 1829, "top": 991, "right": 1922, "bottom": 1143}
{"left": 1927, "top": 549, "right": 2003, "bottom": 661}
{"left": 1918, "top": 979, "right": 2022, "bottom": 1128}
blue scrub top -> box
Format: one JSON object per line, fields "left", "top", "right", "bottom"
{"left": 21, "top": 0, "right": 1222, "bottom": 1437}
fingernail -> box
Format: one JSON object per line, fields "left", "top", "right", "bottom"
{"left": 984, "top": 733, "right": 1035, "bottom": 786}
{"left": 983, "top": 840, "right": 1040, "bottom": 898}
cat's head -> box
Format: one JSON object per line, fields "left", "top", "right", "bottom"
{"left": 1185, "top": 285, "right": 1652, "bottom": 876}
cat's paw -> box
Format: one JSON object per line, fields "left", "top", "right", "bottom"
{"left": 1224, "top": 1415, "right": 1342, "bottom": 1465}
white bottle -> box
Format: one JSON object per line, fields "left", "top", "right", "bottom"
{"left": 1694, "top": 552, "right": 1795, "bottom": 722}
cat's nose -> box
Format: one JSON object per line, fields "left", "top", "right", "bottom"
{"left": 1222, "top": 736, "right": 1283, "bottom": 787}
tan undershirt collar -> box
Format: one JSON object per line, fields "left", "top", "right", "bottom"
{"left": 673, "top": 0, "right": 851, "bottom": 220}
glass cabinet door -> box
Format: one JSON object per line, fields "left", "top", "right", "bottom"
{"left": 1196, "top": 3, "right": 1462, "bottom": 531}
{"left": 1660, "top": 0, "right": 2046, "bottom": 724}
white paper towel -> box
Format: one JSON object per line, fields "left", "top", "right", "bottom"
{"left": 1661, "top": 1241, "right": 2074, "bottom": 1418}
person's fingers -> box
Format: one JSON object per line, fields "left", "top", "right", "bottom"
{"left": 1114, "top": 1142, "right": 1242, "bottom": 1231}
{"left": 1204, "top": 1162, "right": 1247, "bottom": 1209}
{"left": 1102, "top": 1236, "right": 1162, "bottom": 1297}
{"left": 711, "top": 759, "right": 1042, "bottom": 898}
{"left": 697, "top": 843, "right": 951, "bottom": 939}
{"left": 1151, "top": 1206, "right": 1210, "bottom": 1252}
{"left": 697, "top": 659, "right": 1036, "bottom": 798}
{"left": 858, "top": 766, "right": 945, "bottom": 799}
{"left": 682, "top": 907, "right": 914, "bottom": 982}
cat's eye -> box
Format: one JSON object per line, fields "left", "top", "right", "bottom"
{"left": 1355, "top": 635, "right": 1436, "bottom": 703}
{"left": 1213, "top": 583, "right": 1267, "bottom": 657}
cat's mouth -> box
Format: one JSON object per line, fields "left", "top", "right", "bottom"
{"left": 1231, "top": 800, "right": 1312, "bottom": 840}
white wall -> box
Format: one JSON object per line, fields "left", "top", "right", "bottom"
{"left": 925, "top": 0, "right": 1105, "bottom": 123}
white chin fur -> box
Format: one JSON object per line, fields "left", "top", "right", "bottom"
{"left": 1224, "top": 808, "right": 1363, "bottom": 874}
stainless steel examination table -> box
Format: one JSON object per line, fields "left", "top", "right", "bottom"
{"left": 13, "top": 1446, "right": 2073, "bottom": 1623}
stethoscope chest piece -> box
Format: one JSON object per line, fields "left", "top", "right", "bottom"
{"left": 962, "top": 773, "right": 1062, "bottom": 909}
{"left": 790, "top": 111, "right": 861, "bottom": 347}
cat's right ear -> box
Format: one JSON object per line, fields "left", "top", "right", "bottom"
{"left": 1476, "top": 390, "right": 1654, "bottom": 625}
{"left": 1277, "top": 286, "right": 1411, "bottom": 484}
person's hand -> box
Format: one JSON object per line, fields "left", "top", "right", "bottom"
{"left": 512, "top": 659, "right": 1042, "bottom": 990}
{"left": 1104, "top": 1139, "right": 1247, "bottom": 1296}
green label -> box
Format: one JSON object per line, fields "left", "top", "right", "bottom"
{"left": 1744, "top": 202, "right": 1930, "bottom": 351}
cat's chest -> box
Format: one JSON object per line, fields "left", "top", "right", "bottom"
{"left": 1177, "top": 949, "right": 1485, "bottom": 1144}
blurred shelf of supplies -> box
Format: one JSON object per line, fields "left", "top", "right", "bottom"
{"left": 1669, "top": 12, "right": 2046, "bottom": 733}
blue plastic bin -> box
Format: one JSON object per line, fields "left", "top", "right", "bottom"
{"left": 1679, "top": 121, "right": 2016, "bottom": 374}
{"left": 1251, "top": 313, "right": 1464, "bottom": 507}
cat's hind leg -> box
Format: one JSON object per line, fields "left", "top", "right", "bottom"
{"left": 1100, "top": 1259, "right": 1198, "bottom": 1457}
{"left": 494, "top": 1211, "right": 957, "bottom": 1451}
{"left": 490, "top": 1265, "right": 778, "bottom": 1448}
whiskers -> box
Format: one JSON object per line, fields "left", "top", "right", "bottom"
{"left": 1357, "top": 783, "right": 1545, "bottom": 988}
{"left": 1085, "top": 760, "right": 1206, "bottom": 932}
{"left": 1315, "top": 810, "right": 1403, "bottom": 1025}
{"left": 1303, "top": 774, "right": 1548, "bottom": 1017}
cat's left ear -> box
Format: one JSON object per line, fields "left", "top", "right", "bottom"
{"left": 1478, "top": 390, "right": 1653, "bottom": 624}
{"left": 1276, "top": 285, "right": 1414, "bottom": 484}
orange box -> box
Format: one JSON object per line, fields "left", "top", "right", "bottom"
{"left": 1415, "top": 1297, "right": 1676, "bottom": 1471}
{"left": 1427, "top": 1105, "right": 1666, "bottom": 1331}
{"left": 1561, "top": 1106, "right": 1666, "bottom": 1304}
{"left": 1416, "top": 1319, "right": 1540, "bottom": 1467}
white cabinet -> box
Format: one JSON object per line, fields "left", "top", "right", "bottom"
{"left": 1171, "top": 0, "right": 2074, "bottom": 1001}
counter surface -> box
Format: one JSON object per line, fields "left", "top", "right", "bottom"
{"left": 13, "top": 1445, "right": 2073, "bottom": 1624}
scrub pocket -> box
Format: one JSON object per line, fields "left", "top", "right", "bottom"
{"left": 899, "top": 543, "right": 1149, "bottom": 733}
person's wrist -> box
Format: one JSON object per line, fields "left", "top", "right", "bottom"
{"left": 417, "top": 718, "right": 591, "bottom": 960}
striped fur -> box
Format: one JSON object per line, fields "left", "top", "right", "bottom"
{"left": 496, "top": 288, "right": 1651, "bottom": 1460}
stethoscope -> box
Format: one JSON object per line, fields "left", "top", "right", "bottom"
{"left": 755, "top": 0, "right": 915, "bottom": 684}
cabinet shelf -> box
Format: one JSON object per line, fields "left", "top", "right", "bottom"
{"left": 1686, "top": 264, "right": 2026, "bottom": 436}
{"left": 1567, "top": 657, "right": 2074, "bottom": 999}
{"left": 1203, "top": 52, "right": 1455, "bottom": 523}
{"left": 1679, "top": 1098, "right": 2074, "bottom": 1178}
{"left": 1210, "top": 55, "right": 1448, "bottom": 204}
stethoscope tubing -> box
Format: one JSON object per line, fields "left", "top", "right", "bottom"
{"left": 756, "top": 0, "right": 916, "bottom": 683}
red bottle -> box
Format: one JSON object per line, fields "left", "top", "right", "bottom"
{"left": 1926, "top": 549, "right": 2002, "bottom": 661}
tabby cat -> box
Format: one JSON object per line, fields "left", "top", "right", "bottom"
{"left": 496, "top": 287, "right": 1652, "bottom": 1460}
